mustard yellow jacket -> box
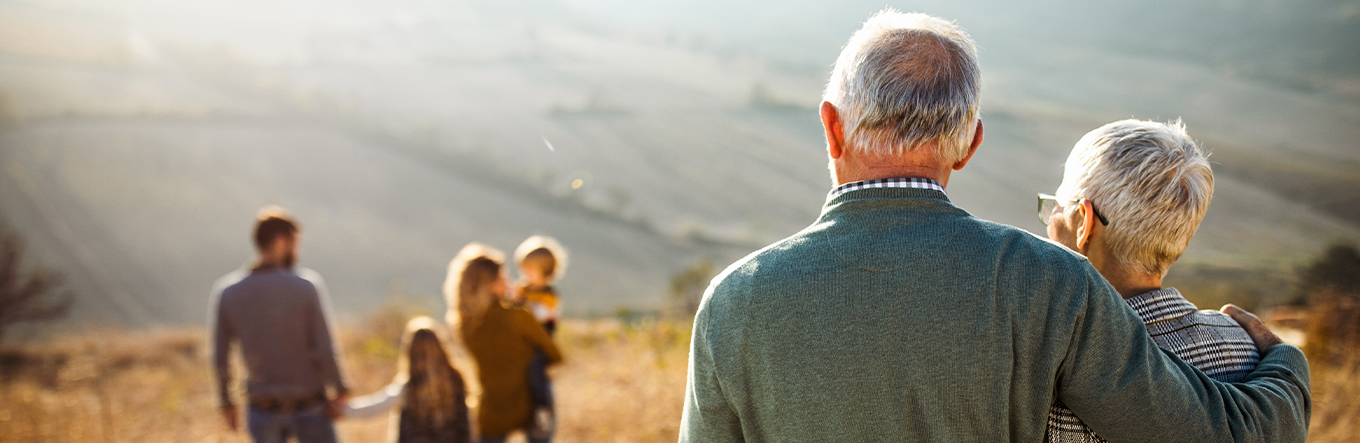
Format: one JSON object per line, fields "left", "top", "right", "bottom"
{"left": 463, "top": 302, "right": 562, "bottom": 438}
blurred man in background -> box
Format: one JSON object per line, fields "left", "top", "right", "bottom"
{"left": 210, "top": 206, "right": 350, "bottom": 443}
{"left": 680, "top": 10, "right": 1309, "bottom": 442}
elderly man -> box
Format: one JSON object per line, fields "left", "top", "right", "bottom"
{"left": 1041, "top": 120, "right": 1263, "bottom": 442}
{"left": 679, "top": 11, "right": 1310, "bottom": 443}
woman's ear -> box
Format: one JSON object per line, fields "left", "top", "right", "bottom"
{"left": 1076, "top": 200, "right": 1096, "bottom": 250}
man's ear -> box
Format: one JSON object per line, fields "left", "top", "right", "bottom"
{"left": 820, "top": 101, "right": 845, "bottom": 159}
{"left": 1076, "top": 200, "right": 1096, "bottom": 250}
{"left": 951, "top": 119, "right": 984, "bottom": 171}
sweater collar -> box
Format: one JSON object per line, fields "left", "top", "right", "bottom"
{"left": 828, "top": 177, "right": 946, "bottom": 200}
{"left": 820, "top": 186, "right": 954, "bottom": 218}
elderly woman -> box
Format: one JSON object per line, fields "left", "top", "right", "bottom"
{"left": 445, "top": 243, "right": 563, "bottom": 443}
{"left": 1038, "top": 119, "right": 1262, "bottom": 443}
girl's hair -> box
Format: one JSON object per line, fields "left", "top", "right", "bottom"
{"left": 392, "top": 317, "right": 471, "bottom": 442}
{"left": 444, "top": 243, "right": 506, "bottom": 333}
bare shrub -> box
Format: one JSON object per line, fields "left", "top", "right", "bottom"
{"left": 0, "top": 230, "right": 73, "bottom": 342}
{"left": 1302, "top": 291, "right": 1360, "bottom": 443}
{"left": 1290, "top": 243, "right": 1360, "bottom": 443}
{"left": 667, "top": 259, "right": 716, "bottom": 317}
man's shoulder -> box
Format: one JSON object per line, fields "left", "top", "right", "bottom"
{"left": 710, "top": 229, "right": 815, "bottom": 282}
{"left": 212, "top": 268, "right": 250, "bottom": 295}
{"left": 965, "top": 215, "right": 1068, "bottom": 250}
{"left": 702, "top": 216, "right": 1096, "bottom": 303}
{"left": 852, "top": 195, "right": 1092, "bottom": 272}
{"left": 293, "top": 267, "right": 326, "bottom": 288}
{"left": 972, "top": 221, "right": 1112, "bottom": 310}
{"left": 220, "top": 267, "right": 321, "bottom": 298}
{"left": 697, "top": 225, "right": 832, "bottom": 316}
{"left": 967, "top": 217, "right": 1095, "bottom": 272}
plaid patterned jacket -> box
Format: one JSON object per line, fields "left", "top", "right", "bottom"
{"left": 1046, "top": 288, "right": 1263, "bottom": 442}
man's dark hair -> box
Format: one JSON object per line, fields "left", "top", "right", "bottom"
{"left": 253, "top": 206, "right": 299, "bottom": 250}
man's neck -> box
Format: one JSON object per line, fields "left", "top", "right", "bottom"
{"left": 831, "top": 141, "right": 956, "bottom": 188}
{"left": 834, "top": 163, "right": 953, "bottom": 188}
{"left": 252, "top": 257, "right": 289, "bottom": 272}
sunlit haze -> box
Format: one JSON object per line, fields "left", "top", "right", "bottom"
{"left": 1, "top": 0, "right": 1357, "bottom": 327}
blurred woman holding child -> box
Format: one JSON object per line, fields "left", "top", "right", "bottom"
{"left": 446, "top": 242, "right": 564, "bottom": 443}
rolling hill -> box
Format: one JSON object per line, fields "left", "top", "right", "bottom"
{"left": 0, "top": 0, "right": 1357, "bottom": 328}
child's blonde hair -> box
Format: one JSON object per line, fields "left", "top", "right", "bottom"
{"left": 514, "top": 236, "right": 568, "bottom": 283}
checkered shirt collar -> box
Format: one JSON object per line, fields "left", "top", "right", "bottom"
{"left": 828, "top": 177, "right": 945, "bottom": 200}
{"left": 1124, "top": 287, "right": 1198, "bottom": 324}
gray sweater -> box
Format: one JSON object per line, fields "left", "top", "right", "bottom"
{"left": 211, "top": 267, "right": 349, "bottom": 407}
{"left": 680, "top": 187, "right": 1310, "bottom": 442}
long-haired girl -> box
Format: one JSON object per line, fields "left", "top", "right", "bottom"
{"left": 345, "top": 317, "right": 473, "bottom": 443}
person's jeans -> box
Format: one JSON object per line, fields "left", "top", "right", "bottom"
{"left": 247, "top": 404, "right": 338, "bottom": 443}
{"left": 479, "top": 433, "right": 549, "bottom": 443}
{"left": 527, "top": 350, "right": 554, "bottom": 409}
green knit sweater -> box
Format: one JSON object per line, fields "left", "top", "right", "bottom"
{"left": 680, "top": 187, "right": 1310, "bottom": 443}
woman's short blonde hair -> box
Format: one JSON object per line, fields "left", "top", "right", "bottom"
{"left": 1056, "top": 119, "right": 1213, "bottom": 276}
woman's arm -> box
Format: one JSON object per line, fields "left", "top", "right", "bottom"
{"left": 517, "top": 310, "right": 563, "bottom": 364}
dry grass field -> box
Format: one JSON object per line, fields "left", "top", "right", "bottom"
{"left": 1307, "top": 354, "right": 1360, "bottom": 442}
{"left": 0, "top": 311, "right": 690, "bottom": 443}
{"left": 0, "top": 307, "right": 1354, "bottom": 443}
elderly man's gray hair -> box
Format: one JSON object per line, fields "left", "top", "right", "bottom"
{"left": 1057, "top": 119, "right": 1213, "bottom": 276}
{"left": 823, "top": 10, "right": 980, "bottom": 164}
